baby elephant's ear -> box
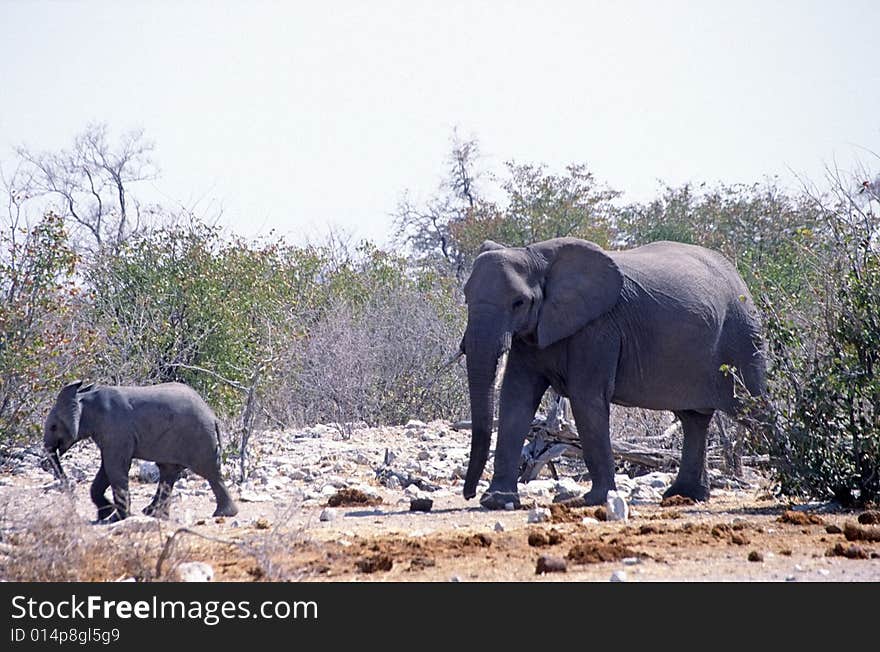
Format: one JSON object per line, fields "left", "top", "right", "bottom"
{"left": 533, "top": 239, "right": 623, "bottom": 349}
{"left": 56, "top": 380, "right": 84, "bottom": 438}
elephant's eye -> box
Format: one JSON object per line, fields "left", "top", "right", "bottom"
{"left": 512, "top": 299, "right": 525, "bottom": 310}
{"left": 50, "top": 424, "right": 57, "bottom": 432}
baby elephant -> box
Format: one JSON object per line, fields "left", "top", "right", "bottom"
{"left": 43, "top": 380, "right": 239, "bottom": 522}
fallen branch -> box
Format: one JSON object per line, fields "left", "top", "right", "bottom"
{"left": 155, "top": 527, "right": 238, "bottom": 579}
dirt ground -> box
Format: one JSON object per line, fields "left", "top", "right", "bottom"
{"left": 2, "top": 469, "right": 878, "bottom": 582}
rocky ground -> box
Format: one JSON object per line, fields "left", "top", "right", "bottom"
{"left": 1, "top": 419, "right": 878, "bottom": 582}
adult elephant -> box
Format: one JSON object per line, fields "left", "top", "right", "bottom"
{"left": 460, "top": 237, "right": 767, "bottom": 510}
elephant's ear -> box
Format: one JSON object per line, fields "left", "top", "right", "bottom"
{"left": 534, "top": 239, "right": 623, "bottom": 349}
{"left": 56, "top": 380, "right": 84, "bottom": 439}
{"left": 478, "top": 240, "right": 505, "bottom": 255}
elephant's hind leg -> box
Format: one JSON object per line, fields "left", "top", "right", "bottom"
{"left": 664, "top": 409, "right": 713, "bottom": 502}
{"left": 143, "top": 463, "right": 183, "bottom": 519}
{"left": 90, "top": 463, "right": 114, "bottom": 522}
{"left": 191, "top": 458, "right": 238, "bottom": 517}
{"left": 207, "top": 476, "right": 238, "bottom": 517}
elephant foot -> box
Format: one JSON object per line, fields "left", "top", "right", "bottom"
{"left": 479, "top": 491, "right": 520, "bottom": 511}
{"left": 95, "top": 505, "right": 114, "bottom": 522}
{"left": 582, "top": 486, "right": 612, "bottom": 506}
{"left": 213, "top": 502, "right": 239, "bottom": 518}
{"left": 142, "top": 504, "right": 170, "bottom": 519}
{"left": 663, "top": 481, "right": 710, "bottom": 502}
{"left": 96, "top": 510, "right": 127, "bottom": 524}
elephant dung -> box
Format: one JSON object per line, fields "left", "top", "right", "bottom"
{"left": 409, "top": 498, "right": 433, "bottom": 512}
{"left": 536, "top": 555, "right": 567, "bottom": 574}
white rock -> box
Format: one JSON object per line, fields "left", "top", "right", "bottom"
{"left": 527, "top": 507, "right": 551, "bottom": 524}
{"left": 106, "top": 516, "right": 160, "bottom": 536}
{"left": 352, "top": 452, "right": 372, "bottom": 466}
{"left": 405, "top": 419, "right": 427, "bottom": 429}
{"left": 629, "top": 485, "right": 663, "bottom": 503}
{"left": 287, "top": 469, "right": 309, "bottom": 481}
{"left": 622, "top": 557, "right": 641, "bottom": 566}
{"left": 610, "top": 570, "right": 628, "bottom": 582}
{"left": 636, "top": 472, "right": 674, "bottom": 490}
{"left": 785, "top": 575, "right": 797, "bottom": 582}
{"left": 555, "top": 477, "right": 583, "bottom": 492}
{"left": 173, "top": 562, "right": 214, "bottom": 582}
{"left": 239, "top": 490, "right": 272, "bottom": 503}
{"left": 319, "top": 508, "right": 337, "bottom": 522}
{"left": 605, "top": 491, "right": 629, "bottom": 522}
{"left": 386, "top": 476, "right": 402, "bottom": 490}
{"left": 504, "top": 502, "right": 516, "bottom": 511}
{"left": 613, "top": 474, "right": 637, "bottom": 492}
{"left": 417, "top": 450, "right": 431, "bottom": 461}
{"left": 494, "top": 521, "right": 506, "bottom": 532}
{"left": 582, "top": 517, "right": 599, "bottom": 525}
{"left": 817, "top": 569, "right": 830, "bottom": 577}
{"left": 404, "top": 484, "right": 423, "bottom": 497}
{"left": 523, "top": 480, "right": 555, "bottom": 499}
{"left": 137, "top": 461, "right": 160, "bottom": 483}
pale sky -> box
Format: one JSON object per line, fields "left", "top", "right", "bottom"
{"left": 1, "top": 1, "right": 878, "bottom": 246}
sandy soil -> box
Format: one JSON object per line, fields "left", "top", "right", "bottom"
{"left": 2, "top": 464, "right": 878, "bottom": 582}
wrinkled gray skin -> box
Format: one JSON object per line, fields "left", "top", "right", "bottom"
{"left": 43, "top": 381, "right": 238, "bottom": 522}
{"left": 461, "top": 237, "right": 767, "bottom": 510}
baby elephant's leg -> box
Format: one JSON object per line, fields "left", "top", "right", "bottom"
{"left": 143, "top": 463, "right": 183, "bottom": 519}
{"left": 204, "top": 472, "right": 238, "bottom": 517}
{"left": 103, "top": 463, "right": 132, "bottom": 523}
{"left": 190, "top": 457, "right": 238, "bottom": 517}
{"left": 90, "top": 464, "right": 114, "bottom": 522}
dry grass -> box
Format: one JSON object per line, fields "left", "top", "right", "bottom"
{"left": 0, "top": 489, "right": 309, "bottom": 582}
{"left": 0, "top": 492, "right": 164, "bottom": 581}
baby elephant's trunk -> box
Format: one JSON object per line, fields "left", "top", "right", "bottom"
{"left": 41, "top": 448, "right": 65, "bottom": 478}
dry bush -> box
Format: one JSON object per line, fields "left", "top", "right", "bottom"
{"left": 268, "top": 283, "right": 467, "bottom": 429}
{"left": 0, "top": 492, "right": 162, "bottom": 581}
{"left": 0, "top": 491, "right": 178, "bottom": 582}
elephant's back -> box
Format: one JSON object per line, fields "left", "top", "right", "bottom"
{"left": 612, "top": 241, "right": 749, "bottom": 300}
{"left": 607, "top": 241, "right": 766, "bottom": 409}
{"left": 101, "top": 383, "right": 217, "bottom": 425}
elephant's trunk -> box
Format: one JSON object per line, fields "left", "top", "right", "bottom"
{"left": 462, "top": 318, "right": 509, "bottom": 500}
{"left": 42, "top": 447, "right": 65, "bottom": 479}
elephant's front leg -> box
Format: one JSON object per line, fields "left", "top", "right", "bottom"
{"left": 480, "top": 356, "right": 549, "bottom": 510}
{"left": 101, "top": 454, "right": 132, "bottom": 523}
{"left": 90, "top": 463, "right": 114, "bottom": 522}
{"left": 570, "top": 397, "right": 616, "bottom": 506}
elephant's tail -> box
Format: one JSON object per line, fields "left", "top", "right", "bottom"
{"left": 214, "top": 421, "right": 224, "bottom": 466}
